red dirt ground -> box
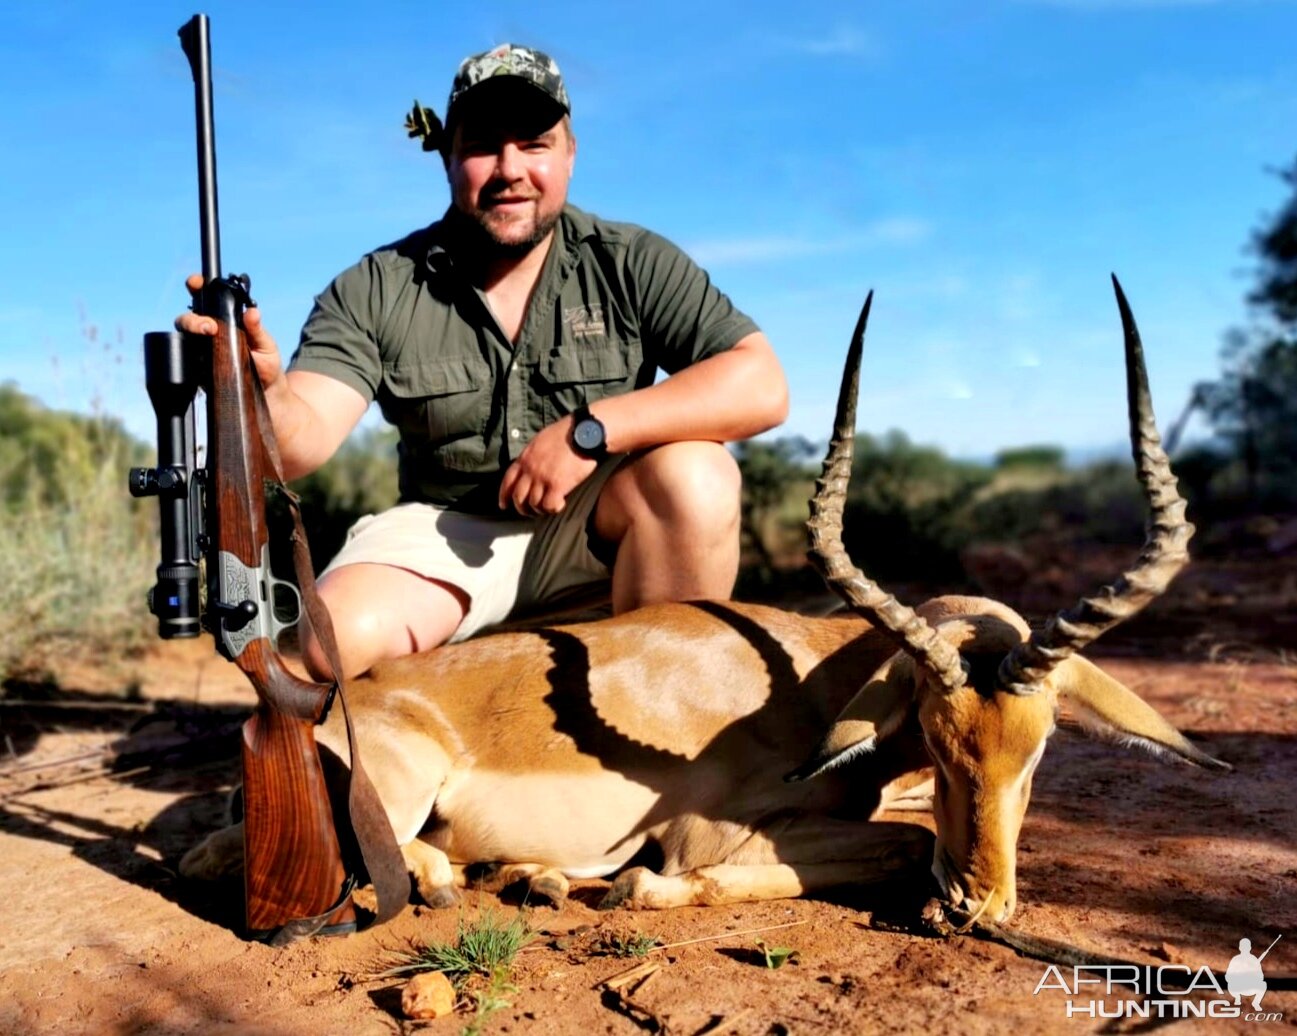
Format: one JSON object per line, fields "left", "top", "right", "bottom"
{"left": 1, "top": 557, "right": 1294, "bottom": 1036}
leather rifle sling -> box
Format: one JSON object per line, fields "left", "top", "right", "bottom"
{"left": 246, "top": 359, "right": 408, "bottom": 928}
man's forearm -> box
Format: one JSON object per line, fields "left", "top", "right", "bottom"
{"left": 593, "top": 333, "right": 789, "bottom": 454}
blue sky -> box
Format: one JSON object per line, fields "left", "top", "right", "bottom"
{"left": 2, "top": 0, "right": 1295, "bottom": 459}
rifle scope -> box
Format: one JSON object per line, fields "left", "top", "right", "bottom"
{"left": 129, "top": 330, "right": 203, "bottom": 638}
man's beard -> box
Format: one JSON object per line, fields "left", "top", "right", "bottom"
{"left": 458, "top": 202, "right": 561, "bottom": 261}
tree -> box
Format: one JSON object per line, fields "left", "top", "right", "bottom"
{"left": 1201, "top": 155, "right": 1297, "bottom": 506}
{"left": 1249, "top": 159, "right": 1297, "bottom": 324}
{"left": 732, "top": 436, "right": 817, "bottom": 577}
{"left": 281, "top": 426, "right": 401, "bottom": 570}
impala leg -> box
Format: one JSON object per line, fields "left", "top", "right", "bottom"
{"left": 496, "top": 863, "right": 570, "bottom": 906}
{"left": 402, "top": 839, "right": 458, "bottom": 908}
{"left": 179, "top": 821, "right": 245, "bottom": 880}
{"left": 456, "top": 861, "right": 571, "bottom": 906}
{"left": 881, "top": 776, "right": 935, "bottom": 813}
{"left": 600, "top": 820, "right": 931, "bottom": 910}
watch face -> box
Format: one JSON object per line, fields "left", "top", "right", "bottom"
{"left": 573, "top": 417, "right": 605, "bottom": 452}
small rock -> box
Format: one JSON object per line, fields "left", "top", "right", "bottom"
{"left": 1147, "top": 942, "right": 1184, "bottom": 964}
{"left": 401, "top": 971, "right": 456, "bottom": 1020}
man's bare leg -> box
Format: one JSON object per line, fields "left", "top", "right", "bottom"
{"left": 300, "top": 562, "right": 469, "bottom": 680}
{"left": 594, "top": 441, "right": 741, "bottom": 613}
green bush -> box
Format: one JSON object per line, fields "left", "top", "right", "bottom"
{"left": 840, "top": 431, "right": 992, "bottom": 583}
{"left": 0, "top": 384, "right": 155, "bottom": 682}
{"left": 994, "top": 445, "right": 1065, "bottom": 471}
{"left": 279, "top": 426, "right": 401, "bottom": 572}
{"left": 735, "top": 430, "right": 1156, "bottom": 592}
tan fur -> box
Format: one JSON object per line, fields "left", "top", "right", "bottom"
{"left": 328, "top": 592, "right": 1221, "bottom": 916}
{"left": 184, "top": 595, "right": 1221, "bottom": 917}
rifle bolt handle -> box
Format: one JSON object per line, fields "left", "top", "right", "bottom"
{"left": 214, "top": 598, "right": 258, "bottom": 632}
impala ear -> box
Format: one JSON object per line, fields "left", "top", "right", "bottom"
{"left": 785, "top": 653, "right": 916, "bottom": 782}
{"left": 1053, "top": 656, "right": 1230, "bottom": 771}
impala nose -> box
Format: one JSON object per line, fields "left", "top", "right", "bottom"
{"left": 943, "top": 886, "right": 1014, "bottom": 929}
{"left": 931, "top": 849, "right": 1015, "bottom": 928}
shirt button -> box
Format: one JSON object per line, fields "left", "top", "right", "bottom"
{"left": 510, "top": 428, "right": 521, "bottom": 440}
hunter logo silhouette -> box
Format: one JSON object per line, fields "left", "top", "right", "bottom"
{"left": 1227, "top": 935, "right": 1281, "bottom": 1011}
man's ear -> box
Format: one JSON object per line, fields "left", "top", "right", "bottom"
{"left": 785, "top": 653, "right": 916, "bottom": 782}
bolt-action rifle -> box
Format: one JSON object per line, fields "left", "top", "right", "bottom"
{"left": 129, "top": 13, "right": 405, "bottom": 945}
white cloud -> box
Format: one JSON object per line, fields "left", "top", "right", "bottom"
{"left": 785, "top": 25, "right": 881, "bottom": 59}
{"left": 686, "top": 217, "right": 931, "bottom": 266}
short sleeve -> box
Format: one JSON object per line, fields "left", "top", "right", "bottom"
{"left": 287, "top": 256, "right": 385, "bottom": 402}
{"left": 624, "top": 230, "right": 760, "bottom": 374}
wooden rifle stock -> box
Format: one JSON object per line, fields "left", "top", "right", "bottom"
{"left": 206, "top": 300, "right": 356, "bottom": 940}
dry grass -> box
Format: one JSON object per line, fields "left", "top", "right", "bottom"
{"left": 0, "top": 424, "right": 154, "bottom": 685}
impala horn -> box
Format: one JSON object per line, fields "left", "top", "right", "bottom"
{"left": 805, "top": 292, "right": 969, "bottom": 693}
{"left": 997, "top": 276, "right": 1194, "bottom": 694}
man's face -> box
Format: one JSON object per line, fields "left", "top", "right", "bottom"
{"left": 446, "top": 85, "right": 575, "bottom": 256}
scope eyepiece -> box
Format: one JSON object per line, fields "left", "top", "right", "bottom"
{"left": 149, "top": 563, "right": 201, "bottom": 638}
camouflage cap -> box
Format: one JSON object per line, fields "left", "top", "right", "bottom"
{"left": 446, "top": 44, "right": 570, "bottom": 125}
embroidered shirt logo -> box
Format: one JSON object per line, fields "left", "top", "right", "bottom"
{"left": 563, "top": 304, "right": 606, "bottom": 340}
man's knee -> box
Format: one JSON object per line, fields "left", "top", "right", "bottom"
{"left": 604, "top": 441, "right": 741, "bottom": 533}
{"left": 299, "top": 564, "right": 467, "bottom": 680}
{"left": 299, "top": 578, "right": 394, "bottom": 680}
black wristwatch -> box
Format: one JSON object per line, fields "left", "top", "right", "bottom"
{"left": 571, "top": 405, "right": 608, "bottom": 460}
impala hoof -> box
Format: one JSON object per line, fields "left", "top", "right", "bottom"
{"left": 419, "top": 884, "right": 461, "bottom": 910}
{"left": 179, "top": 823, "right": 244, "bottom": 881}
{"left": 528, "top": 873, "right": 569, "bottom": 908}
{"left": 599, "top": 867, "right": 654, "bottom": 910}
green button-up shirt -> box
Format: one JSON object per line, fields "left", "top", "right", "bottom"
{"left": 289, "top": 205, "right": 758, "bottom": 513}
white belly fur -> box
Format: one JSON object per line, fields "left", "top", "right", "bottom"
{"left": 432, "top": 769, "right": 660, "bottom": 877}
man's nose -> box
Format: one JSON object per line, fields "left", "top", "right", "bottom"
{"left": 494, "top": 143, "right": 524, "bottom": 181}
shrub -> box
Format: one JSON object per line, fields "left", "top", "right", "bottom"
{"left": 0, "top": 385, "right": 155, "bottom": 683}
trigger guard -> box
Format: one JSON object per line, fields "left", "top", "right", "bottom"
{"left": 268, "top": 578, "right": 302, "bottom": 642}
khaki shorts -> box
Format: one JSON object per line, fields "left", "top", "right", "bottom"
{"left": 320, "top": 457, "right": 624, "bottom": 642}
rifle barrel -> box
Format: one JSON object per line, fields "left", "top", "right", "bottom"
{"left": 1258, "top": 933, "right": 1282, "bottom": 962}
{"left": 178, "top": 14, "right": 221, "bottom": 283}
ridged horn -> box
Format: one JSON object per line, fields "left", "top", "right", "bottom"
{"left": 997, "top": 276, "right": 1194, "bottom": 694}
{"left": 806, "top": 292, "right": 969, "bottom": 693}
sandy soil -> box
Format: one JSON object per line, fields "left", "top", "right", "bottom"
{"left": 2, "top": 558, "right": 1295, "bottom": 1036}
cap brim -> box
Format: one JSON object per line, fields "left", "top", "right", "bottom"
{"left": 447, "top": 78, "right": 568, "bottom": 139}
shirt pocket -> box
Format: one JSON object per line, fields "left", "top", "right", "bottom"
{"left": 382, "top": 357, "right": 490, "bottom": 471}
{"left": 539, "top": 336, "right": 643, "bottom": 426}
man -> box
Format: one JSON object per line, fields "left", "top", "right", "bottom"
{"left": 177, "top": 44, "right": 788, "bottom": 679}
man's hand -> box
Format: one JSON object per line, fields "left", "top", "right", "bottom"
{"left": 172, "top": 273, "right": 368, "bottom": 480}
{"left": 498, "top": 416, "right": 598, "bottom": 516}
{"left": 174, "top": 273, "right": 284, "bottom": 392}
